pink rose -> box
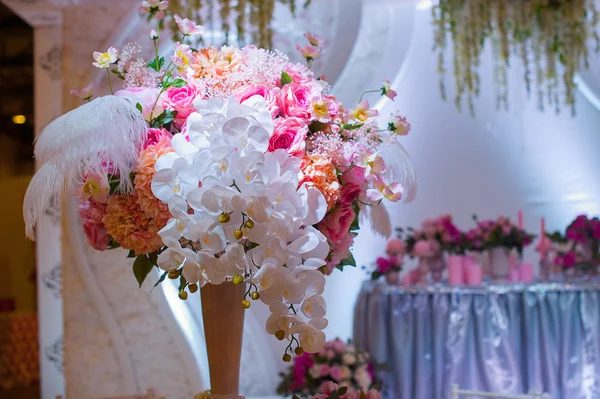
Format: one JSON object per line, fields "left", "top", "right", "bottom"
{"left": 234, "top": 84, "right": 280, "bottom": 117}
{"left": 144, "top": 128, "right": 173, "bottom": 149}
{"left": 413, "top": 240, "right": 433, "bottom": 257}
{"left": 320, "top": 381, "right": 339, "bottom": 395}
{"left": 341, "top": 166, "right": 366, "bottom": 186}
{"left": 268, "top": 117, "right": 308, "bottom": 157}
{"left": 386, "top": 238, "right": 406, "bottom": 256}
{"left": 329, "top": 366, "right": 342, "bottom": 382}
{"left": 283, "top": 63, "right": 314, "bottom": 86}
{"left": 319, "top": 364, "right": 330, "bottom": 377}
{"left": 82, "top": 221, "right": 110, "bottom": 251}
{"left": 279, "top": 84, "right": 314, "bottom": 121}
{"left": 340, "top": 184, "right": 362, "bottom": 205}
{"left": 115, "top": 87, "right": 163, "bottom": 121}
{"left": 322, "top": 94, "right": 340, "bottom": 120}
{"left": 319, "top": 204, "right": 356, "bottom": 245}
{"left": 162, "top": 84, "right": 199, "bottom": 126}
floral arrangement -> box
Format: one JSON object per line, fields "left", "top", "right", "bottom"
{"left": 433, "top": 0, "right": 600, "bottom": 115}
{"left": 23, "top": 2, "right": 415, "bottom": 360}
{"left": 303, "top": 382, "right": 380, "bottom": 399}
{"left": 466, "top": 216, "right": 534, "bottom": 256}
{"left": 277, "top": 339, "right": 379, "bottom": 397}
{"left": 402, "top": 214, "right": 464, "bottom": 257}
{"left": 368, "top": 238, "right": 405, "bottom": 280}
{"left": 548, "top": 215, "right": 600, "bottom": 271}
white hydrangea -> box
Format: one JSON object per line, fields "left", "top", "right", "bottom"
{"left": 152, "top": 95, "right": 330, "bottom": 353}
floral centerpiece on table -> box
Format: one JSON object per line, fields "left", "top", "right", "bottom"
{"left": 466, "top": 216, "right": 534, "bottom": 256}
{"left": 277, "top": 338, "right": 379, "bottom": 397}
{"left": 549, "top": 215, "right": 600, "bottom": 272}
{"left": 366, "top": 238, "right": 405, "bottom": 282}
{"left": 22, "top": 1, "right": 416, "bottom": 367}
{"left": 404, "top": 214, "right": 464, "bottom": 256}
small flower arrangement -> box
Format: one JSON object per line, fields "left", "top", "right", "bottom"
{"left": 277, "top": 339, "right": 379, "bottom": 397}
{"left": 368, "top": 238, "right": 405, "bottom": 280}
{"left": 465, "top": 215, "right": 534, "bottom": 256}
{"left": 401, "top": 214, "right": 464, "bottom": 257}
{"left": 549, "top": 215, "right": 600, "bottom": 271}
{"left": 302, "top": 382, "right": 381, "bottom": 399}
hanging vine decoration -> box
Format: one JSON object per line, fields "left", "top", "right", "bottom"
{"left": 165, "top": 0, "right": 312, "bottom": 49}
{"left": 433, "top": 0, "right": 600, "bottom": 116}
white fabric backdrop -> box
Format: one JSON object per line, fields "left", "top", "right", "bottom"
{"left": 323, "top": 4, "right": 600, "bottom": 342}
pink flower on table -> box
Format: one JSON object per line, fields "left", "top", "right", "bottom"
{"left": 234, "top": 84, "right": 280, "bottom": 117}
{"left": 388, "top": 113, "right": 411, "bottom": 135}
{"left": 319, "top": 364, "right": 330, "bottom": 377}
{"left": 144, "top": 128, "right": 172, "bottom": 149}
{"left": 351, "top": 100, "right": 378, "bottom": 122}
{"left": 162, "top": 84, "right": 199, "bottom": 126}
{"left": 376, "top": 256, "right": 395, "bottom": 274}
{"left": 329, "top": 365, "right": 342, "bottom": 382}
{"left": 139, "top": 0, "right": 169, "bottom": 20}
{"left": 381, "top": 78, "right": 397, "bottom": 101}
{"left": 413, "top": 240, "right": 433, "bottom": 257}
{"left": 386, "top": 237, "right": 406, "bottom": 255}
{"left": 174, "top": 14, "right": 205, "bottom": 36}
{"left": 279, "top": 83, "right": 315, "bottom": 121}
{"left": 305, "top": 32, "right": 325, "bottom": 47}
{"left": 296, "top": 44, "right": 322, "bottom": 61}
{"left": 268, "top": 117, "right": 308, "bottom": 157}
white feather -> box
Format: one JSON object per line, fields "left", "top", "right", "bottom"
{"left": 369, "top": 203, "right": 392, "bottom": 238}
{"left": 24, "top": 95, "right": 146, "bottom": 239}
{"left": 379, "top": 136, "right": 417, "bottom": 203}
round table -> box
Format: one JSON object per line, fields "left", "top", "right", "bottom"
{"left": 353, "top": 280, "right": 600, "bottom": 399}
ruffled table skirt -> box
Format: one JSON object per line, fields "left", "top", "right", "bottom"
{"left": 353, "top": 280, "right": 600, "bottom": 399}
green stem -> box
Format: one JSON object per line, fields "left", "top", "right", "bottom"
{"left": 148, "top": 63, "right": 177, "bottom": 122}
{"left": 154, "top": 24, "right": 161, "bottom": 70}
{"left": 107, "top": 69, "right": 114, "bottom": 94}
{"left": 359, "top": 89, "right": 380, "bottom": 103}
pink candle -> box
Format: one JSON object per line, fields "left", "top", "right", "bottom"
{"left": 541, "top": 217, "right": 546, "bottom": 236}
{"left": 447, "top": 255, "right": 464, "bottom": 286}
{"left": 519, "top": 262, "right": 534, "bottom": 283}
{"left": 465, "top": 262, "right": 483, "bottom": 286}
{"left": 518, "top": 210, "right": 524, "bottom": 229}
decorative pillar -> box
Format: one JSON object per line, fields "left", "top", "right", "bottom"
{"left": 34, "top": 23, "right": 65, "bottom": 399}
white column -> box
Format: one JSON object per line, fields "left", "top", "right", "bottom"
{"left": 34, "top": 24, "right": 65, "bottom": 399}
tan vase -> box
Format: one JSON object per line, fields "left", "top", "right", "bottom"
{"left": 200, "top": 282, "right": 246, "bottom": 399}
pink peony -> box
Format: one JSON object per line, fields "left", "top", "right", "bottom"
{"left": 279, "top": 84, "right": 315, "bottom": 121}
{"left": 162, "top": 84, "right": 199, "bottom": 126}
{"left": 268, "top": 117, "right": 308, "bottom": 157}
{"left": 144, "top": 128, "right": 172, "bottom": 149}
{"left": 234, "top": 84, "right": 280, "bottom": 117}
{"left": 386, "top": 238, "right": 406, "bottom": 256}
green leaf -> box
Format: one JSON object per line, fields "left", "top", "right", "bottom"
{"left": 127, "top": 250, "right": 136, "bottom": 258}
{"left": 172, "top": 78, "right": 187, "bottom": 88}
{"left": 280, "top": 71, "right": 293, "bottom": 86}
{"left": 152, "top": 271, "right": 168, "bottom": 291}
{"left": 135, "top": 102, "right": 143, "bottom": 113}
{"left": 148, "top": 251, "right": 159, "bottom": 265}
{"left": 107, "top": 174, "right": 120, "bottom": 195}
{"left": 342, "top": 123, "right": 364, "bottom": 131}
{"left": 337, "top": 387, "right": 348, "bottom": 395}
{"left": 148, "top": 56, "right": 165, "bottom": 71}
{"left": 342, "top": 253, "right": 356, "bottom": 268}
{"left": 133, "top": 255, "right": 154, "bottom": 288}
{"left": 111, "top": 68, "right": 125, "bottom": 80}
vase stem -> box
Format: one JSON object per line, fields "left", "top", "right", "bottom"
{"left": 201, "top": 282, "right": 246, "bottom": 398}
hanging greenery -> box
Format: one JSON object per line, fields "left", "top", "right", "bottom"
{"left": 432, "top": 0, "right": 600, "bottom": 116}
{"left": 166, "top": 0, "right": 312, "bottom": 49}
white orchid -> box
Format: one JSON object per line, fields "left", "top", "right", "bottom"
{"left": 152, "top": 96, "right": 330, "bottom": 354}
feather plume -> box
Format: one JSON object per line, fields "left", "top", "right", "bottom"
{"left": 24, "top": 96, "right": 146, "bottom": 239}
{"left": 379, "top": 137, "right": 417, "bottom": 203}
{"left": 369, "top": 203, "right": 392, "bottom": 238}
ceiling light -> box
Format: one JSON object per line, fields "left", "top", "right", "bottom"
{"left": 417, "top": 0, "right": 433, "bottom": 10}
{"left": 12, "top": 115, "right": 26, "bottom": 125}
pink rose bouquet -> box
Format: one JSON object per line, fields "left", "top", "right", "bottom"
{"left": 547, "top": 215, "right": 600, "bottom": 271}
{"left": 278, "top": 338, "right": 380, "bottom": 397}
{"left": 401, "top": 214, "right": 464, "bottom": 256}
{"left": 23, "top": 1, "right": 416, "bottom": 360}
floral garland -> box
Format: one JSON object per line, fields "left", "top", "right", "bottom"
{"left": 433, "top": 0, "right": 600, "bottom": 116}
